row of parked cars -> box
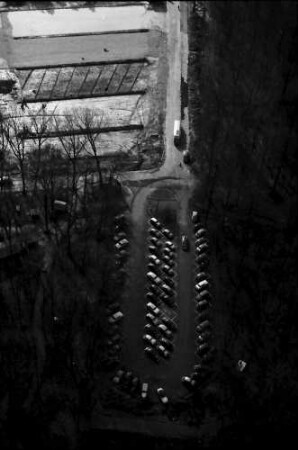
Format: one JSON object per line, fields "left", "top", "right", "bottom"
{"left": 181, "top": 211, "right": 214, "bottom": 391}
{"left": 144, "top": 217, "right": 178, "bottom": 362}
{"left": 103, "top": 214, "right": 128, "bottom": 367}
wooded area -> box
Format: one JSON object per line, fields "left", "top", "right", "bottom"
{"left": 189, "top": 1, "right": 298, "bottom": 446}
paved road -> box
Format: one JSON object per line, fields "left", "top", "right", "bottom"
{"left": 120, "top": 1, "right": 197, "bottom": 401}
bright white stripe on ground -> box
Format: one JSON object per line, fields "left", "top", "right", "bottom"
{"left": 8, "top": 6, "right": 162, "bottom": 38}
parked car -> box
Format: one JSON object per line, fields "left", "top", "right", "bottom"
{"left": 157, "top": 345, "right": 170, "bottom": 359}
{"left": 148, "top": 254, "right": 161, "bottom": 265}
{"left": 163, "top": 247, "right": 175, "bottom": 257}
{"left": 162, "top": 228, "right": 174, "bottom": 240}
{"left": 162, "top": 255, "right": 175, "bottom": 266}
{"left": 108, "top": 311, "right": 124, "bottom": 324}
{"left": 161, "top": 264, "right": 175, "bottom": 277}
{"left": 161, "top": 337, "right": 174, "bottom": 351}
{"left": 145, "top": 347, "right": 160, "bottom": 363}
{"left": 197, "top": 331, "right": 212, "bottom": 343}
{"left": 181, "top": 376, "right": 196, "bottom": 389}
{"left": 196, "top": 243, "right": 209, "bottom": 254}
{"left": 114, "top": 214, "right": 125, "bottom": 224}
{"left": 196, "top": 289, "right": 212, "bottom": 301}
{"left": 141, "top": 382, "right": 149, "bottom": 399}
{"left": 195, "top": 280, "right": 210, "bottom": 291}
{"left": 115, "top": 238, "right": 129, "bottom": 250}
{"left": 149, "top": 228, "right": 163, "bottom": 239}
{"left": 157, "top": 387, "right": 168, "bottom": 404}
{"left": 181, "top": 234, "right": 190, "bottom": 251}
{"left": 197, "top": 343, "right": 210, "bottom": 355}
{"left": 114, "top": 232, "right": 127, "bottom": 242}
{"left": 147, "top": 271, "right": 157, "bottom": 282}
{"left": 158, "top": 324, "right": 173, "bottom": 339}
{"left": 149, "top": 217, "right": 162, "bottom": 229}
{"left": 195, "top": 272, "right": 210, "bottom": 282}
{"left": 149, "top": 237, "right": 163, "bottom": 247}
{"left": 162, "top": 316, "right": 177, "bottom": 331}
{"left": 147, "top": 302, "right": 161, "bottom": 316}
{"left": 160, "top": 294, "right": 175, "bottom": 307}
{"left": 148, "top": 245, "right": 159, "bottom": 254}
{"left": 161, "top": 283, "right": 173, "bottom": 296}
{"left": 196, "top": 320, "right": 211, "bottom": 332}
{"left": 164, "top": 241, "right": 175, "bottom": 250}
{"left": 195, "top": 237, "right": 209, "bottom": 247}
{"left": 144, "top": 324, "right": 159, "bottom": 337}
{"left": 112, "top": 369, "right": 125, "bottom": 384}
{"left": 196, "top": 299, "right": 210, "bottom": 310}
{"left": 148, "top": 284, "right": 161, "bottom": 296}
{"left": 194, "top": 224, "right": 207, "bottom": 234}
{"left": 197, "top": 311, "right": 209, "bottom": 322}
{"left": 130, "top": 376, "right": 140, "bottom": 392}
{"left": 191, "top": 211, "right": 199, "bottom": 223}
{"left": 146, "top": 313, "right": 160, "bottom": 326}
{"left": 146, "top": 292, "right": 155, "bottom": 301}
{"left": 143, "top": 334, "right": 157, "bottom": 346}
{"left": 164, "top": 277, "right": 175, "bottom": 288}
{"left": 195, "top": 254, "right": 209, "bottom": 264}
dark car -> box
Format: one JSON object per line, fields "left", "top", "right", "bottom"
{"left": 161, "top": 337, "right": 174, "bottom": 351}
{"left": 195, "top": 272, "right": 210, "bottom": 282}
{"left": 144, "top": 347, "right": 160, "bottom": 363}
{"left": 197, "top": 311, "right": 210, "bottom": 322}
{"left": 162, "top": 316, "right": 177, "bottom": 331}
{"left": 183, "top": 150, "right": 191, "bottom": 164}
{"left": 181, "top": 234, "right": 190, "bottom": 251}
{"left": 196, "top": 289, "right": 212, "bottom": 299}
{"left": 164, "top": 277, "right": 175, "bottom": 288}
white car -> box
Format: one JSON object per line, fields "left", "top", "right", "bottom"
{"left": 149, "top": 217, "right": 162, "bottom": 229}
{"left": 161, "top": 284, "right": 173, "bottom": 296}
{"left": 143, "top": 334, "right": 157, "bottom": 346}
{"left": 157, "top": 387, "right": 168, "bottom": 404}
{"left": 162, "top": 228, "right": 174, "bottom": 240}
{"left": 148, "top": 254, "right": 161, "bottom": 265}
{"left": 146, "top": 313, "right": 160, "bottom": 326}
{"left": 157, "top": 345, "right": 170, "bottom": 359}
{"left": 141, "top": 382, "right": 149, "bottom": 399}
{"left": 158, "top": 324, "right": 172, "bottom": 338}
{"left": 195, "top": 280, "right": 210, "bottom": 291}
{"left": 108, "top": 311, "right": 124, "bottom": 324}
{"left": 115, "top": 238, "right": 129, "bottom": 250}
{"left": 147, "top": 302, "right": 160, "bottom": 316}
{"left": 182, "top": 376, "right": 197, "bottom": 388}
{"left": 164, "top": 241, "right": 175, "bottom": 249}
{"left": 147, "top": 271, "right": 157, "bottom": 282}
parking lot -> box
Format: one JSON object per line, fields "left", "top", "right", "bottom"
{"left": 118, "top": 185, "right": 206, "bottom": 406}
